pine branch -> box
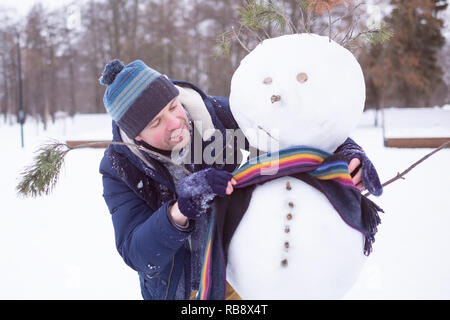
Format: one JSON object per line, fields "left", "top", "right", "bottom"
{"left": 231, "top": 26, "right": 251, "bottom": 53}
{"left": 244, "top": 24, "right": 264, "bottom": 42}
{"left": 236, "top": 0, "right": 294, "bottom": 41}
{"left": 319, "top": 2, "right": 364, "bottom": 36}
{"left": 268, "top": 2, "right": 297, "bottom": 34}
{"left": 327, "top": 5, "right": 332, "bottom": 41}
{"left": 16, "top": 141, "right": 70, "bottom": 198}
{"left": 296, "top": 0, "right": 311, "bottom": 32}
{"left": 340, "top": 16, "right": 357, "bottom": 45}
{"left": 363, "top": 23, "right": 394, "bottom": 45}
{"left": 342, "top": 22, "right": 393, "bottom": 49}
{"left": 213, "top": 30, "right": 234, "bottom": 57}
{"left": 238, "top": 0, "right": 269, "bottom": 32}
{"left": 363, "top": 140, "right": 450, "bottom": 197}
{"left": 16, "top": 140, "right": 192, "bottom": 198}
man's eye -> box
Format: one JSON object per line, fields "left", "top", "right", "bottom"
{"left": 150, "top": 119, "right": 160, "bottom": 127}
{"left": 170, "top": 104, "right": 177, "bottom": 111}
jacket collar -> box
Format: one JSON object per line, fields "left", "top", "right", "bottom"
{"left": 108, "top": 79, "right": 227, "bottom": 191}
{"left": 110, "top": 120, "right": 176, "bottom": 191}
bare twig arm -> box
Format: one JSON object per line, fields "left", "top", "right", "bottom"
{"left": 363, "top": 140, "right": 450, "bottom": 197}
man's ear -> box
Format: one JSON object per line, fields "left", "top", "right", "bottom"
{"left": 135, "top": 135, "right": 143, "bottom": 142}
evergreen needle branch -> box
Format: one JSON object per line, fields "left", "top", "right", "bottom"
{"left": 244, "top": 24, "right": 264, "bottom": 42}
{"left": 261, "top": 25, "right": 271, "bottom": 39}
{"left": 343, "top": 29, "right": 366, "bottom": 45}
{"left": 16, "top": 141, "right": 71, "bottom": 198}
{"left": 320, "top": 2, "right": 364, "bottom": 36}
{"left": 340, "top": 18, "right": 356, "bottom": 44}
{"left": 342, "top": 23, "right": 393, "bottom": 48}
{"left": 17, "top": 140, "right": 192, "bottom": 198}
{"left": 269, "top": 4, "right": 297, "bottom": 34}
{"left": 297, "top": 1, "right": 309, "bottom": 33}
{"left": 363, "top": 140, "right": 450, "bottom": 197}
{"left": 327, "top": 6, "right": 332, "bottom": 41}
{"left": 231, "top": 26, "right": 251, "bottom": 53}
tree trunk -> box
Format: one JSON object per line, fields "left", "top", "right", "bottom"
{"left": 111, "top": 0, "right": 121, "bottom": 57}
{"left": 380, "top": 91, "right": 386, "bottom": 146}
{"left": 68, "top": 51, "right": 77, "bottom": 116}
{"left": 1, "top": 54, "right": 9, "bottom": 122}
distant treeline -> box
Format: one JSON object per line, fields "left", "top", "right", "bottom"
{"left": 0, "top": 0, "right": 448, "bottom": 128}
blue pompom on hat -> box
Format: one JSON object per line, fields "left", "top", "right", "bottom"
{"left": 99, "top": 59, "right": 124, "bottom": 86}
{"left": 99, "top": 59, "right": 179, "bottom": 138}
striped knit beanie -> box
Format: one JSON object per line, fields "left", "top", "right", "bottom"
{"left": 99, "top": 59, "right": 179, "bottom": 138}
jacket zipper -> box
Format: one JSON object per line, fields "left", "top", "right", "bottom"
{"left": 164, "top": 256, "right": 175, "bottom": 300}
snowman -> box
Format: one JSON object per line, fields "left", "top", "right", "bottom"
{"left": 226, "top": 33, "right": 369, "bottom": 299}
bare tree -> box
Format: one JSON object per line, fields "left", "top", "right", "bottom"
{"left": 1, "top": 0, "right": 447, "bottom": 119}
{"left": 23, "top": 4, "right": 47, "bottom": 127}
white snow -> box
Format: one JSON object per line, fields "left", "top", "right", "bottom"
{"left": 344, "top": 109, "right": 450, "bottom": 300}
{"left": 382, "top": 105, "right": 450, "bottom": 138}
{"left": 0, "top": 107, "right": 449, "bottom": 299}
{"left": 0, "top": 114, "right": 141, "bottom": 299}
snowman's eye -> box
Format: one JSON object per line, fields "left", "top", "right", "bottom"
{"left": 296, "top": 72, "right": 308, "bottom": 83}
{"left": 263, "top": 77, "right": 272, "bottom": 84}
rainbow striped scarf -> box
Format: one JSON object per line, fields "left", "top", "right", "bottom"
{"left": 196, "top": 145, "right": 356, "bottom": 300}
{"left": 233, "top": 146, "right": 356, "bottom": 189}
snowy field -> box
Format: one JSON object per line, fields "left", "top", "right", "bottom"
{"left": 0, "top": 107, "right": 449, "bottom": 300}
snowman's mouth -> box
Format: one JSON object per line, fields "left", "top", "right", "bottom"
{"left": 257, "top": 125, "right": 279, "bottom": 141}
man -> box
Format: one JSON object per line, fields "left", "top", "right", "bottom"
{"left": 98, "top": 59, "right": 382, "bottom": 300}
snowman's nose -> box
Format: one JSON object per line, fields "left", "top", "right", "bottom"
{"left": 271, "top": 95, "right": 281, "bottom": 103}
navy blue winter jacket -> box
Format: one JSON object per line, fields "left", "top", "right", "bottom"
{"left": 99, "top": 80, "right": 239, "bottom": 300}
{"left": 99, "top": 79, "right": 380, "bottom": 300}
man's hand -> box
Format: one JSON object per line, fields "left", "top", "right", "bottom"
{"left": 335, "top": 138, "right": 383, "bottom": 196}
{"left": 169, "top": 201, "right": 188, "bottom": 227}
{"left": 348, "top": 158, "right": 364, "bottom": 191}
{"left": 205, "top": 169, "right": 235, "bottom": 197}
{"left": 226, "top": 178, "right": 237, "bottom": 195}
{"left": 175, "top": 168, "right": 236, "bottom": 219}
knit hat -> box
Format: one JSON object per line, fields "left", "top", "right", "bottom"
{"left": 99, "top": 59, "right": 179, "bottom": 138}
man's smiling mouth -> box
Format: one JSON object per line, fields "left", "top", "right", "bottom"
{"left": 169, "top": 125, "right": 186, "bottom": 142}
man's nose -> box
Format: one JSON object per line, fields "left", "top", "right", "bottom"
{"left": 165, "top": 113, "right": 180, "bottom": 130}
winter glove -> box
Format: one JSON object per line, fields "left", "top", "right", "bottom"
{"left": 176, "top": 168, "right": 233, "bottom": 219}
{"left": 334, "top": 138, "right": 383, "bottom": 196}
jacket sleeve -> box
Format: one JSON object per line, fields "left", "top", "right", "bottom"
{"left": 99, "top": 155, "right": 194, "bottom": 276}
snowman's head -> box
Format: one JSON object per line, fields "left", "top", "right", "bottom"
{"left": 230, "top": 34, "right": 365, "bottom": 153}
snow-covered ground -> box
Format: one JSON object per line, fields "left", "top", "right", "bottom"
{"left": 383, "top": 106, "right": 450, "bottom": 138}
{"left": 0, "top": 107, "right": 449, "bottom": 299}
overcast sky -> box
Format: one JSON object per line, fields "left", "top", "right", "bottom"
{"left": 0, "top": 0, "right": 77, "bottom": 16}
{"left": 1, "top": 0, "right": 449, "bottom": 37}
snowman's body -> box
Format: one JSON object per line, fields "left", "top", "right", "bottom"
{"left": 226, "top": 34, "right": 368, "bottom": 299}
{"left": 226, "top": 177, "right": 366, "bottom": 299}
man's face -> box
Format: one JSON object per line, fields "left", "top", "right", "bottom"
{"left": 135, "top": 97, "right": 190, "bottom": 151}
